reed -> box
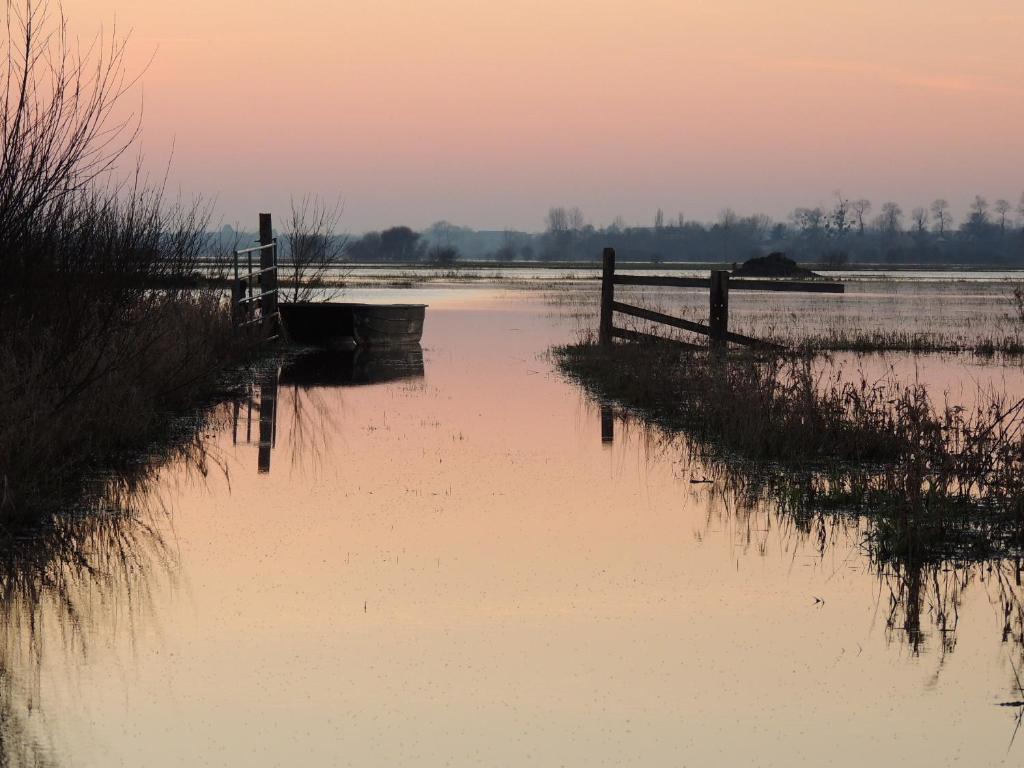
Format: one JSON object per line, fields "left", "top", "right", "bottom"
{"left": 0, "top": 2, "right": 252, "bottom": 519}
{"left": 555, "top": 339, "right": 1024, "bottom": 561}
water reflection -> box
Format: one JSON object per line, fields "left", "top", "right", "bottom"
{"left": 231, "top": 346, "right": 426, "bottom": 475}
{"left": 0, "top": 415, "right": 227, "bottom": 767}
{"left": 598, "top": 401, "right": 1024, "bottom": 662}
{"left": 9, "top": 294, "right": 1024, "bottom": 765}
{"left": 231, "top": 369, "right": 278, "bottom": 473}
{"left": 600, "top": 404, "right": 614, "bottom": 444}
{"left": 279, "top": 346, "right": 425, "bottom": 389}
{"left": 592, "top": 397, "right": 1024, "bottom": 755}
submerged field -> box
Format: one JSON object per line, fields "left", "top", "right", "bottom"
{"left": 6, "top": 270, "right": 1024, "bottom": 766}
{"left": 327, "top": 264, "right": 1024, "bottom": 352}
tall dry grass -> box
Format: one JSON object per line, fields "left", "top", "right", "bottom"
{"left": 556, "top": 339, "right": 1024, "bottom": 561}
{"left": 0, "top": 2, "right": 250, "bottom": 518}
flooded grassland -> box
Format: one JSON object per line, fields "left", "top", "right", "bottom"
{"left": 6, "top": 271, "right": 1024, "bottom": 766}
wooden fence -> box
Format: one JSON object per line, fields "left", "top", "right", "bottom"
{"left": 231, "top": 212, "right": 280, "bottom": 340}
{"left": 598, "top": 248, "right": 844, "bottom": 351}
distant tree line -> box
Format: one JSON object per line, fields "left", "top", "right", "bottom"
{"left": 213, "top": 192, "right": 1024, "bottom": 265}
{"left": 317, "top": 224, "right": 459, "bottom": 264}
{"left": 528, "top": 196, "right": 1024, "bottom": 265}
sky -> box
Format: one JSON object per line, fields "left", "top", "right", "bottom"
{"left": 55, "top": 0, "right": 1024, "bottom": 232}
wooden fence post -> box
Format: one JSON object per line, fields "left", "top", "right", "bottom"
{"left": 709, "top": 269, "right": 729, "bottom": 350}
{"left": 599, "top": 247, "right": 615, "bottom": 346}
{"left": 231, "top": 278, "right": 243, "bottom": 326}
{"left": 259, "top": 213, "right": 278, "bottom": 337}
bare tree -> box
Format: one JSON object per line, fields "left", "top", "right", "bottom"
{"left": 830, "top": 193, "right": 851, "bottom": 237}
{"left": 718, "top": 208, "right": 739, "bottom": 227}
{"left": 962, "top": 195, "right": 991, "bottom": 239}
{"left": 994, "top": 199, "right": 1011, "bottom": 234}
{"left": 543, "top": 205, "right": 583, "bottom": 260}
{"left": 876, "top": 202, "right": 904, "bottom": 236}
{"left": 283, "top": 195, "right": 347, "bottom": 302}
{"left": 791, "top": 207, "right": 825, "bottom": 235}
{"left": 0, "top": 0, "right": 143, "bottom": 246}
{"left": 746, "top": 213, "right": 774, "bottom": 239}
{"left": 911, "top": 207, "right": 928, "bottom": 235}
{"left": 428, "top": 220, "right": 455, "bottom": 245}
{"left": 970, "top": 195, "right": 990, "bottom": 223}
{"left": 545, "top": 206, "right": 568, "bottom": 233}
{"left": 654, "top": 208, "right": 664, "bottom": 230}
{"left": 851, "top": 199, "right": 872, "bottom": 236}
{"left": 930, "top": 199, "right": 951, "bottom": 236}
{"left": 567, "top": 206, "right": 586, "bottom": 232}
{"left": 0, "top": 0, "right": 208, "bottom": 341}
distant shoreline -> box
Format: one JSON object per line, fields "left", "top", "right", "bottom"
{"left": 194, "top": 259, "right": 1024, "bottom": 273}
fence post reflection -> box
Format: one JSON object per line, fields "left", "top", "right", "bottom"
{"left": 257, "top": 369, "right": 279, "bottom": 474}
{"left": 601, "top": 404, "right": 614, "bottom": 444}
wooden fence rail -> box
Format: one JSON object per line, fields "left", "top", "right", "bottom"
{"left": 599, "top": 247, "right": 844, "bottom": 351}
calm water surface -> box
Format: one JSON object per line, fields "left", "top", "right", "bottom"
{"left": 9, "top": 287, "right": 1024, "bottom": 766}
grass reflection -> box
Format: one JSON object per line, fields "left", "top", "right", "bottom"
{"left": 0, "top": 389, "right": 239, "bottom": 766}
{"left": 591, "top": 397, "right": 1024, "bottom": 662}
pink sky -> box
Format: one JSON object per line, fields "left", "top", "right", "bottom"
{"left": 62, "top": 0, "right": 1024, "bottom": 231}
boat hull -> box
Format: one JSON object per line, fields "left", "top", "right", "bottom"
{"left": 279, "top": 302, "right": 425, "bottom": 349}
{"left": 352, "top": 304, "right": 425, "bottom": 348}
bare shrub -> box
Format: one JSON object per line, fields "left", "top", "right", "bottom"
{"left": 0, "top": 2, "right": 244, "bottom": 517}
{"left": 282, "top": 194, "right": 348, "bottom": 302}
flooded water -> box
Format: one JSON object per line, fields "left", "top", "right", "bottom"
{"left": 330, "top": 265, "right": 1024, "bottom": 351}
{"left": 8, "top": 284, "right": 1024, "bottom": 766}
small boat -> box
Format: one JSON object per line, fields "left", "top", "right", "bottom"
{"left": 279, "top": 302, "right": 426, "bottom": 349}
{"left": 351, "top": 303, "right": 426, "bottom": 348}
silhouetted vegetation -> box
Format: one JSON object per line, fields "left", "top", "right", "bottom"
{"left": 0, "top": 3, "right": 250, "bottom": 519}
{"left": 0, "top": 386, "right": 248, "bottom": 766}
{"left": 352, "top": 195, "right": 1024, "bottom": 265}
{"left": 601, "top": 405, "right": 1024, "bottom": 656}
{"left": 282, "top": 195, "right": 347, "bottom": 301}
{"left": 556, "top": 340, "right": 1024, "bottom": 562}
{"left": 347, "top": 225, "right": 429, "bottom": 262}
{"left": 427, "top": 244, "right": 460, "bottom": 265}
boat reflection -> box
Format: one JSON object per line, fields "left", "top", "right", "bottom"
{"left": 279, "top": 346, "right": 425, "bottom": 389}
{"left": 232, "top": 346, "right": 425, "bottom": 475}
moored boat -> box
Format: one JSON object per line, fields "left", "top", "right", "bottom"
{"left": 279, "top": 302, "right": 426, "bottom": 349}
{"left": 351, "top": 303, "right": 425, "bottom": 347}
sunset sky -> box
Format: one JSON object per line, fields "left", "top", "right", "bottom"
{"left": 62, "top": 0, "right": 1024, "bottom": 232}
